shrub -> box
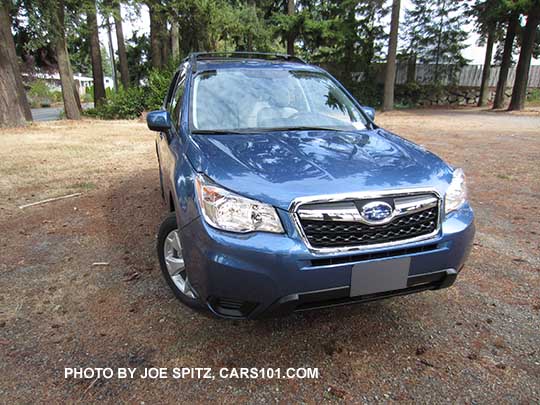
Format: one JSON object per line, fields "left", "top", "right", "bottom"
{"left": 394, "top": 82, "right": 448, "bottom": 107}
{"left": 82, "top": 92, "right": 93, "bottom": 103}
{"left": 51, "top": 91, "right": 63, "bottom": 103}
{"left": 85, "top": 62, "right": 177, "bottom": 119}
{"left": 349, "top": 81, "right": 384, "bottom": 108}
{"left": 85, "top": 87, "right": 147, "bottom": 119}
{"left": 28, "top": 79, "right": 53, "bottom": 107}
{"left": 146, "top": 65, "right": 176, "bottom": 110}
{"left": 527, "top": 89, "right": 540, "bottom": 106}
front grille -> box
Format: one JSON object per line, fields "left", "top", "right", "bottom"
{"left": 299, "top": 206, "right": 438, "bottom": 248}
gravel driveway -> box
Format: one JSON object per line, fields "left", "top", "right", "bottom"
{"left": 0, "top": 108, "right": 538, "bottom": 403}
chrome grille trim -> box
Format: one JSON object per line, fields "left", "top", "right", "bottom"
{"left": 289, "top": 188, "right": 442, "bottom": 254}
{"left": 297, "top": 194, "right": 438, "bottom": 224}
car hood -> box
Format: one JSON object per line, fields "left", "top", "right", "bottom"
{"left": 186, "top": 129, "right": 452, "bottom": 210}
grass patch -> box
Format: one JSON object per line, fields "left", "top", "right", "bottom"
{"left": 526, "top": 89, "right": 540, "bottom": 107}
{"left": 68, "top": 182, "right": 97, "bottom": 191}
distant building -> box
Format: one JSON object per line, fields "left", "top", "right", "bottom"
{"left": 23, "top": 72, "right": 114, "bottom": 95}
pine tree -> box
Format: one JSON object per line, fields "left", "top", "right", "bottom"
{"left": 383, "top": 0, "right": 401, "bottom": 111}
{"left": 0, "top": 1, "right": 32, "bottom": 127}
{"left": 492, "top": 12, "right": 519, "bottom": 109}
{"left": 509, "top": 2, "right": 540, "bottom": 111}
{"left": 21, "top": 0, "right": 82, "bottom": 119}
{"left": 86, "top": 0, "right": 106, "bottom": 106}
{"left": 112, "top": 1, "right": 130, "bottom": 89}
{"left": 471, "top": 0, "right": 506, "bottom": 107}
{"left": 401, "top": 0, "right": 469, "bottom": 84}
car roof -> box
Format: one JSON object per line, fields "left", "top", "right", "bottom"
{"left": 186, "top": 53, "right": 323, "bottom": 74}
{"left": 194, "top": 59, "right": 322, "bottom": 72}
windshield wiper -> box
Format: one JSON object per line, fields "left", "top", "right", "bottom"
{"left": 266, "top": 126, "right": 355, "bottom": 132}
{"left": 192, "top": 129, "right": 251, "bottom": 135}
{"left": 192, "top": 126, "right": 359, "bottom": 135}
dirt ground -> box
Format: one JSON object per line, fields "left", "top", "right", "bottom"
{"left": 1, "top": 108, "right": 539, "bottom": 403}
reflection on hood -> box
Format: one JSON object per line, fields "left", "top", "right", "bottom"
{"left": 187, "top": 128, "right": 452, "bottom": 210}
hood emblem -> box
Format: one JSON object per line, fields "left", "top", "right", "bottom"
{"left": 359, "top": 201, "right": 394, "bottom": 224}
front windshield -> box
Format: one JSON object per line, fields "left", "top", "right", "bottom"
{"left": 191, "top": 69, "right": 368, "bottom": 132}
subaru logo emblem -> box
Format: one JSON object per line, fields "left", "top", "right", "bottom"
{"left": 360, "top": 201, "right": 394, "bottom": 224}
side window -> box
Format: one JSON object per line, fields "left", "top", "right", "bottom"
{"left": 170, "top": 77, "right": 186, "bottom": 127}
{"left": 164, "top": 71, "right": 180, "bottom": 110}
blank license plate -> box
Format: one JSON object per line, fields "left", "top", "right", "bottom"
{"left": 350, "top": 257, "right": 411, "bottom": 297}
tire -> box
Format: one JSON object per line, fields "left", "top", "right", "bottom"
{"left": 157, "top": 212, "right": 203, "bottom": 310}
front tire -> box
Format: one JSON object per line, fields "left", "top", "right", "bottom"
{"left": 157, "top": 213, "right": 202, "bottom": 309}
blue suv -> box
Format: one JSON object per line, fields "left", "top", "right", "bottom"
{"left": 147, "top": 52, "right": 475, "bottom": 319}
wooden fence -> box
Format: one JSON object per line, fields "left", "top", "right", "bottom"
{"left": 392, "top": 64, "right": 540, "bottom": 88}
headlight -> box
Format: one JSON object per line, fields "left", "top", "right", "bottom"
{"left": 445, "top": 168, "right": 467, "bottom": 213}
{"left": 195, "top": 176, "right": 284, "bottom": 233}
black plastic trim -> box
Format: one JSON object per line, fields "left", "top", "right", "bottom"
{"left": 310, "top": 243, "right": 440, "bottom": 267}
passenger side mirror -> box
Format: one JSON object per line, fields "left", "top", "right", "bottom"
{"left": 362, "top": 106, "right": 376, "bottom": 121}
{"left": 147, "top": 110, "right": 172, "bottom": 132}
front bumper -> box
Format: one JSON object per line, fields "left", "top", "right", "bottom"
{"left": 179, "top": 205, "right": 475, "bottom": 319}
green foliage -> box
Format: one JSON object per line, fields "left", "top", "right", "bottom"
{"left": 126, "top": 31, "right": 151, "bottom": 85}
{"left": 83, "top": 60, "right": 177, "bottom": 119}
{"left": 400, "top": 0, "right": 470, "bottom": 83}
{"left": 469, "top": 0, "right": 508, "bottom": 41}
{"left": 526, "top": 88, "right": 540, "bottom": 105}
{"left": 51, "top": 91, "right": 63, "bottom": 103}
{"left": 85, "top": 87, "right": 147, "bottom": 119}
{"left": 280, "top": 1, "right": 389, "bottom": 88}
{"left": 82, "top": 92, "right": 93, "bottom": 103}
{"left": 101, "top": 45, "right": 113, "bottom": 77}
{"left": 393, "top": 82, "right": 442, "bottom": 107}
{"left": 65, "top": 5, "right": 91, "bottom": 75}
{"left": 146, "top": 64, "right": 177, "bottom": 110}
{"left": 394, "top": 82, "right": 425, "bottom": 107}
{"left": 167, "top": 0, "right": 277, "bottom": 53}
{"left": 348, "top": 81, "right": 384, "bottom": 108}
{"left": 28, "top": 79, "right": 52, "bottom": 99}
{"left": 14, "top": 0, "right": 506, "bottom": 118}
{"left": 28, "top": 79, "right": 53, "bottom": 107}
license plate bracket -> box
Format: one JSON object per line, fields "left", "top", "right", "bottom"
{"left": 350, "top": 257, "right": 411, "bottom": 297}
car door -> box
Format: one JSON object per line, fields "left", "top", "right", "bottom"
{"left": 158, "top": 66, "right": 187, "bottom": 210}
{"left": 156, "top": 70, "right": 179, "bottom": 200}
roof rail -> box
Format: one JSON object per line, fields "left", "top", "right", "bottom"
{"left": 188, "top": 52, "right": 306, "bottom": 72}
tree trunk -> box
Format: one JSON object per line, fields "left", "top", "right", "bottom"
{"left": 171, "top": 21, "right": 180, "bottom": 60}
{"left": 508, "top": 7, "right": 540, "bottom": 111}
{"left": 246, "top": 0, "right": 256, "bottom": 52}
{"left": 493, "top": 13, "right": 518, "bottom": 109}
{"left": 160, "top": 20, "right": 170, "bottom": 66}
{"left": 287, "top": 0, "right": 295, "bottom": 55}
{"left": 87, "top": 2, "right": 106, "bottom": 106}
{"left": 478, "top": 24, "right": 495, "bottom": 107}
{"left": 55, "top": 1, "right": 80, "bottom": 120}
{"left": 73, "top": 72, "right": 82, "bottom": 111}
{"left": 106, "top": 17, "right": 118, "bottom": 91}
{"left": 149, "top": 4, "right": 162, "bottom": 68}
{"left": 113, "top": 1, "right": 129, "bottom": 89}
{"left": 157, "top": 7, "right": 170, "bottom": 66}
{"left": 0, "top": 2, "right": 32, "bottom": 127}
{"left": 383, "top": 0, "right": 401, "bottom": 111}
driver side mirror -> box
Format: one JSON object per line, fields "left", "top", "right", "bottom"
{"left": 362, "top": 106, "right": 375, "bottom": 121}
{"left": 147, "top": 110, "right": 172, "bottom": 132}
